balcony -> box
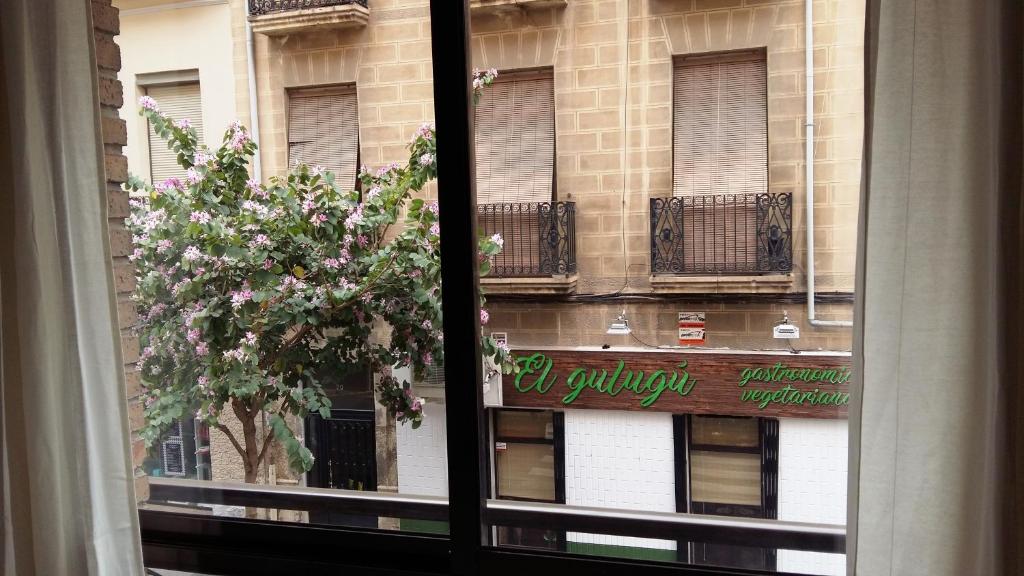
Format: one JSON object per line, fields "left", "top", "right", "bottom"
{"left": 248, "top": 0, "right": 369, "bottom": 36}
{"left": 478, "top": 202, "right": 577, "bottom": 294}
{"left": 470, "top": 0, "right": 568, "bottom": 13}
{"left": 649, "top": 193, "right": 793, "bottom": 291}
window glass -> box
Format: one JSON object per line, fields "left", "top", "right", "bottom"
{"left": 496, "top": 443, "right": 556, "bottom": 501}
{"left": 691, "top": 415, "right": 760, "bottom": 448}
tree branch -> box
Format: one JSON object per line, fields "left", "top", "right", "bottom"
{"left": 257, "top": 429, "right": 275, "bottom": 466}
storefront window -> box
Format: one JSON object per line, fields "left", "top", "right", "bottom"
{"left": 494, "top": 409, "right": 563, "bottom": 549}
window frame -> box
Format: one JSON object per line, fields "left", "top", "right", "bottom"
{"left": 138, "top": 4, "right": 840, "bottom": 576}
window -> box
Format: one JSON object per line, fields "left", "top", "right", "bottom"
{"left": 287, "top": 86, "right": 360, "bottom": 189}
{"left": 474, "top": 71, "right": 555, "bottom": 205}
{"left": 672, "top": 51, "right": 767, "bottom": 198}
{"left": 147, "top": 418, "right": 212, "bottom": 481}
{"left": 146, "top": 82, "right": 203, "bottom": 183}
{"left": 678, "top": 415, "right": 779, "bottom": 571}
{"left": 474, "top": 70, "right": 558, "bottom": 277}
{"left": 666, "top": 51, "right": 769, "bottom": 274}
{"left": 492, "top": 409, "right": 565, "bottom": 550}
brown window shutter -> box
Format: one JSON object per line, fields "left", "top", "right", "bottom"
{"left": 673, "top": 55, "right": 767, "bottom": 197}
{"left": 672, "top": 54, "right": 767, "bottom": 272}
{"left": 288, "top": 88, "right": 360, "bottom": 189}
{"left": 474, "top": 73, "right": 555, "bottom": 205}
{"left": 147, "top": 83, "right": 204, "bottom": 184}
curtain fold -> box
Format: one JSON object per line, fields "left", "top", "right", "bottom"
{"left": 850, "top": 0, "right": 1022, "bottom": 575}
{"left": 0, "top": 0, "right": 144, "bottom": 574}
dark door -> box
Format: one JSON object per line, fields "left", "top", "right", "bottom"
{"left": 306, "top": 409, "right": 377, "bottom": 527}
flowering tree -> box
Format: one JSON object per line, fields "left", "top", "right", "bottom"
{"left": 128, "top": 80, "right": 511, "bottom": 483}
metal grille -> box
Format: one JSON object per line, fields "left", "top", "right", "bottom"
{"left": 249, "top": 0, "right": 368, "bottom": 15}
{"left": 477, "top": 202, "right": 576, "bottom": 277}
{"left": 650, "top": 193, "right": 792, "bottom": 275}
{"left": 160, "top": 421, "right": 186, "bottom": 478}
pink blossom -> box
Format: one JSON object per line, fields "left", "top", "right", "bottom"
{"left": 129, "top": 248, "right": 143, "bottom": 261}
{"left": 422, "top": 352, "right": 433, "bottom": 366}
{"left": 413, "top": 122, "right": 435, "bottom": 141}
{"left": 252, "top": 234, "right": 271, "bottom": 248}
{"left": 357, "top": 235, "right": 369, "bottom": 248}
{"left": 197, "top": 375, "right": 209, "bottom": 388}
{"left": 157, "top": 239, "right": 173, "bottom": 253}
{"left": 195, "top": 342, "right": 209, "bottom": 356}
{"left": 174, "top": 118, "right": 192, "bottom": 130}
{"left": 263, "top": 258, "right": 274, "bottom": 270}
{"left": 426, "top": 201, "right": 439, "bottom": 216}
{"left": 190, "top": 211, "right": 211, "bottom": 224}
{"left": 139, "top": 95, "right": 159, "bottom": 111}
{"left": 429, "top": 222, "right": 440, "bottom": 236}
{"left": 480, "top": 308, "right": 489, "bottom": 325}
{"left": 231, "top": 288, "right": 253, "bottom": 309}
{"left": 422, "top": 319, "right": 432, "bottom": 330}
{"left": 344, "top": 205, "right": 364, "bottom": 228}
{"left": 323, "top": 258, "right": 341, "bottom": 270}
{"left": 194, "top": 151, "right": 213, "bottom": 165}
{"left": 312, "top": 213, "right": 328, "bottom": 226}
{"left": 186, "top": 168, "right": 201, "bottom": 185}
{"left": 183, "top": 246, "right": 203, "bottom": 261}
{"left": 186, "top": 328, "right": 201, "bottom": 344}
{"left": 243, "top": 332, "right": 258, "bottom": 347}
{"left": 302, "top": 198, "right": 316, "bottom": 212}
{"left": 419, "top": 153, "right": 435, "bottom": 167}
{"left": 490, "top": 233, "right": 504, "bottom": 248}
{"left": 366, "top": 186, "right": 382, "bottom": 200}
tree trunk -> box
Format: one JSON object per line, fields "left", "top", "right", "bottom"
{"left": 234, "top": 398, "right": 261, "bottom": 485}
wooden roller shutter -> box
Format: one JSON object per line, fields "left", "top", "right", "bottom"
{"left": 673, "top": 53, "right": 767, "bottom": 197}
{"left": 147, "top": 83, "right": 203, "bottom": 184}
{"left": 474, "top": 72, "right": 555, "bottom": 205}
{"left": 288, "top": 88, "right": 360, "bottom": 190}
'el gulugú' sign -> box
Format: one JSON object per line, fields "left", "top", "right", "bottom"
{"left": 502, "top": 349, "right": 851, "bottom": 419}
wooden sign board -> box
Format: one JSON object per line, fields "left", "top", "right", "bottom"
{"left": 502, "top": 349, "right": 852, "bottom": 419}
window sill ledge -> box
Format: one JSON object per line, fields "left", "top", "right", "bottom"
{"left": 649, "top": 274, "right": 794, "bottom": 294}
{"left": 470, "top": 0, "right": 567, "bottom": 12}
{"left": 481, "top": 274, "right": 577, "bottom": 295}
{"left": 249, "top": 4, "right": 369, "bottom": 36}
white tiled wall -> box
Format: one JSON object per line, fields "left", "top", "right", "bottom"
{"left": 396, "top": 401, "right": 448, "bottom": 497}
{"left": 564, "top": 409, "right": 676, "bottom": 551}
{"left": 777, "top": 418, "right": 848, "bottom": 576}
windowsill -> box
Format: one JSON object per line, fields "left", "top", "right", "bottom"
{"left": 481, "top": 274, "right": 577, "bottom": 295}
{"left": 649, "top": 274, "right": 794, "bottom": 294}
{"left": 469, "top": 0, "right": 568, "bottom": 12}
{"left": 249, "top": 4, "right": 369, "bottom": 36}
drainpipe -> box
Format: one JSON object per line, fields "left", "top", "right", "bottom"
{"left": 245, "top": 16, "right": 263, "bottom": 181}
{"left": 804, "top": 0, "right": 852, "bottom": 328}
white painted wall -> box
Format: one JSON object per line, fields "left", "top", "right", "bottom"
{"left": 564, "top": 409, "right": 676, "bottom": 551}
{"left": 777, "top": 418, "right": 848, "bottom": 575}
{"left": 115, "top": 0, "right": 240, "bottom": 182}
{"left": 396, "top": 401, "right": 448, "bottom": 496}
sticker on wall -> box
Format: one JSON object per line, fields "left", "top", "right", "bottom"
{"left": 494, "top": 442, "right": 507, "bottom": 451}
{"left": 678, "top": 312, "right": 706, "bottom": 345}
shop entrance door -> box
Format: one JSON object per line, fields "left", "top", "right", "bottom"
{"left": 306, "top": 409, "right": 377, "bottom": 527}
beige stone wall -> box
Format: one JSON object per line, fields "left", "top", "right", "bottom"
{"left": 488, "top": 299, "right": 852, "bottom": 351}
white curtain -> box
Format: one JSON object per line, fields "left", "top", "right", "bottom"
{"left": 0, "top": 0, "right": 144, "bottom": 574}
{"left": 849, "top": 0, "right": 1021, "bottom": 575}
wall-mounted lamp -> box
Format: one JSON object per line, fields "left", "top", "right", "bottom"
{"left": 606, "top": 310, "right": 632, "bottom": 335}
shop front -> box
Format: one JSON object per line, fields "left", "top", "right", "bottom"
{"left": 491, "top": 347, "right": 851, "bottom": 575}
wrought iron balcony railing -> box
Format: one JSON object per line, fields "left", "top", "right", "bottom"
{"left": 478, "top": 202, "right": 576, "bottom": 278}
{"left": 650, "top": 193, "right": 793, "bottom": 275}
{"left": 249, "top": 0, "right": 368, "bottom": 16}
